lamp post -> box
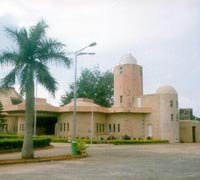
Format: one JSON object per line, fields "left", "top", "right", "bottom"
{"left": 71, "top": 42, "right": 97, "bottom": 155}
{"left": 90, "top": 104, "right": 94, "bottom": 144}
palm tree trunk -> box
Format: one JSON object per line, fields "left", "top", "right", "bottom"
{"left": 22, "top": 79, "right": 35, "bottom": 159}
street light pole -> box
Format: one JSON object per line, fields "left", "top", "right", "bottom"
{"left": 71, "top": 42, "right": 97, "bottom": 155}
{"left": 72, "top": 52, "right": 78, "bottom": 141}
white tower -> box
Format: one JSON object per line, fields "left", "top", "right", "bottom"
{"left": 156, "top": 85, "right": 179, "bottom": 143}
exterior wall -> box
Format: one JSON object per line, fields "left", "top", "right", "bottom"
{"left": 114, "top": 64, "right": 143, "bottom": 107}
{"left": 107, "top": 113, "right": 144, "bottom": 139}
{"left": 17, "top": 116, "right": 25, "bottom": 135}
{"left": 57, "top": 113, "right": 72, "bottom": 138}
{"left": 159, "top": 94, "right": 179, "bottom": 143}
{"left": 94, "top": 113, "right": 107, "bottom": 139}
{"left": 180, "top": 120, "right": 200, "bottom": 143}
{"left": 141, "top": 95, "right": 161, "bottom": 139}
{"left": 4, "top": 116, "right": 18, "bottom": 133}
{"left": 57, "top": 112, "right": 107, "bottom": 140}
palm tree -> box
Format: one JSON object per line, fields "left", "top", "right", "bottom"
{"left": 0, "top": 20, "right": 71, "bottom": 159}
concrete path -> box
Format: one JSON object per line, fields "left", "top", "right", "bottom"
{"left": 0, "top": 143, "right": 200, "bottom": 179}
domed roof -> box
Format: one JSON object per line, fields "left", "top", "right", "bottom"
{"left": 156, "top": 85, "right": 177, "bottom": 95}
{"left": 119, "top": 53, "right": 137, "bottom": 65}
{"left": 66, "top": 98, "right": 100, "bottom": 107}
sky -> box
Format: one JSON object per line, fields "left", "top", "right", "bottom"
{"left": 0, "top": 0, "right": 199, "bottom": 116}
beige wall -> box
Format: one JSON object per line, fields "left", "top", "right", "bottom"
{"left": 141, "top": 93, "right": 179, "bottom": 143}
{"left": 107, "top": 113, "right": 144, "bottom": 139}
{"left": 4, "top": 116, "right": 18, "bottom": 133}
{"left": 180, "top": 120, "right": 200, "bottom": 143}
{"left": 57, "top": 112, "right": 107, "bottom": 139}
{"left": 141, "top": 95, "right": 161, "bottom": 139}
{"left": 159, "top": 94, "right": 179, "bottom": 143}
{"left": 17, "top": 116, "right": 25, "bottom": 135}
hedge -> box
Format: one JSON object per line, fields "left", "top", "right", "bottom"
{"left": 108, "top": 140, "right": 169, "bottom": 145}
{"left": 0, "top": 138, "right": 51, "bottom": 150}
{"left": 0, "top": 135, "right": 22, "bottom": 139}
{"left": 76, "top": 139, "right": 169, "bottom": 145}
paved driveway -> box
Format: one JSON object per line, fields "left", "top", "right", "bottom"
{"left": 0, "top": 143, "right": 200, "bottom": 180}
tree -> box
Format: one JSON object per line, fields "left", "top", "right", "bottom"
{"left": 0, "top": 101, "right": 6, "bottom": 130}
{"left": 61, "top": 67, "right": 114, "bottom": 107}
{"left": 0, "top": 20, "right": 71, "bottom": 159}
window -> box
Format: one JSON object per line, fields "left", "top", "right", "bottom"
{"left": 120, "top": 96, "right": 123, "bottom": 103}
{"left": 99, "top": 124, "right": 102, "bottom": 132}
{"left": 118, "top": 124, "right": 120, "bottom": 132}
{"left": 67, "top": 123, "right": 69, "bottom": 131}
{"left": 103, "top": 124, "right": 105, "bottom": 132}
{"left": 63, "top": 123, "right": 66, "bottom": 131}
{"left": 21, "top": 124, "right": 24, "bottom": 131}
{"left": 113, "top": 124, "right": 116, "bottom": 132}
{"left": 120, "top": 66, "right": 123, "bottom": 74}
{"left": 170, "top": 100, "right": 173, "bottom": 107}
{"left": 171, "top": 114, "right": 174, "bottom": 121}
{"left": 109, "top": 124, "right": 112, "bottom": 132}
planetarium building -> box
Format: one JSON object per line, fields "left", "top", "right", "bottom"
{"left": 1, "top": 54, "right": 199, "bottom": 143}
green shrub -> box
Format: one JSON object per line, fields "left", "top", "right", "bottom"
{"left": 108, "top": 140, "right": 169, "bottom": 145}
{"left": 77, "top": 140, "right": 88, "bottom": 155}
{"left": 33, "top": 137, "right": 51, "bottom": 148}
{"left": 37, "top": 135, "right": 68, "bottom": 143}
{"left": 0, "top": 137, "right": 51, "bottom": 151}
{"left": 84, "top": 139, "right": 100, "bottom": 144}
{"left": 0, "top": 134, "right": 22, "bottom": 139}
{"left": 107, "top": 135, "right": 116, "bottom": 140}
{"left": 122, "top": 134, "right": 131, "bottom": 140}
{"left": 0, "top": 139, "right": 23, "bottom": 150}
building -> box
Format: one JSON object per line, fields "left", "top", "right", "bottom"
{"left": 179, "top": 108, "right": 200, "bottom": 143}
{"left": 0, "top": 54, "right": 198, "bottom": 143}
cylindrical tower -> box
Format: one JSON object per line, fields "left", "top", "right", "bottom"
{"left": 114, "top": 53, "right": 143, "bottom": 108}
{"left": 156, "top": 85, "right": 179, "bottom": 143}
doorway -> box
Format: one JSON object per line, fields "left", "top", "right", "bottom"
{"left": 148, "top": 124, "right": 153, "bottom": 138}
{"left": 36, "top": 117, "right": 57, "bottom": 135}
{"left": 192, "top": 126, "right": 196, "bottom": 142}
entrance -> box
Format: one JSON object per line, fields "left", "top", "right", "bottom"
{"left": 148, "top": 124, "right": 153, "bottom": 137}
{"left": 192, "top": 126, "right": 196, "bottom": 142}
{"left": 36, "top": 117, "right": 57, "bottom": 135}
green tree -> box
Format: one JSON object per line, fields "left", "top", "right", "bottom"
{"left": 0, "top": 101, "right": 6, "bottom": 130}
{"left": 61, "top": 67, "right": 114, "bottom": 107}
{"left": 0, "top": 20, "right": 71, "bottom": 159}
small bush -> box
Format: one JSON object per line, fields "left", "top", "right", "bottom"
{"left": 122, "top": 134, "right": 131, "bottom": 140}
{"left": 77, "top": 140, "right": 88, "bottom": 155}
{"left": 33, "top": 137, "right": 51, "bottom": 148}
{"left": 146, "top": 136, "right": 152, "bottom": 140}
{"left": 107, "top": 136, "right": 116, "bottom": 140}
